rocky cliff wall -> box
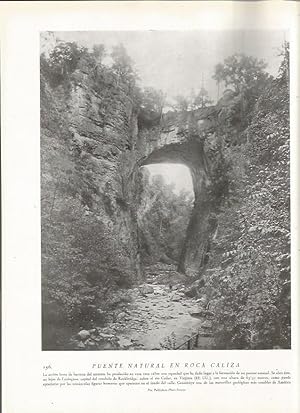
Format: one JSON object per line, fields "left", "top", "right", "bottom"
{"left": 41, "top": 58, "right": 219, "bottom": 294}
{"left": 41, "top": 57, "right": 143, "bottom": 318}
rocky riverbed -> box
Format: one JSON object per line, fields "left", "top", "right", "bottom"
{"left": 70, "top": 264, "right": 214, "bottom": 350}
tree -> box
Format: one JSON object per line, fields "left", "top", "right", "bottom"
{"left": 193, "top": 87, "right": 213, "bottom": 109}
{"left": 111, "top": 43, "right": 137, "bottom": 86}
{"left": 174, "top": 95, "right": 189, "bottom": 112}
{"left": 213, "top": 54, "right": 270, "bottom": 133}
{"left": 137, "top": 87, "right": 166, "bottom": 127}
{"left": 277, "top": 41, "right": 289, "bottom": 87}
{"left": 48, "top": 41, "right": 87, "bottom": 76}
{"left": 138, "top": 170, "right": 194, "bottom": 264}
{"left": 213, "top": 53, "right": 268, "bottom": 95}
{"left": 205, "top": 45, "right": 290, "bottom": 349}
{"left": 140, "top": 87, "right": 165, "bottom": 114}
{"left": 41, "top": 41, "right": 90, "bottom": 88}
{"left": 174, "top": 88, "right": 213, "bottom": 112}
{"left": 92, "top": 44, "right": 106, "bottom": 64}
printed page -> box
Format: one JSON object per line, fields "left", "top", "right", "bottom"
{"left": 1, "top": 2, "right": 299, "bottom": 413}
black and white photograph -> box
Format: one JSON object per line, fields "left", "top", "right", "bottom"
{"left": 41, "top": 30, "right": 290, "bottom": 351}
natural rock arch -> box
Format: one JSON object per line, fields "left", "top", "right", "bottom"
{"left": 47, "top": 57, "right": 220, "bottom": 281}
{"left": 136, "top": 107, "right": 218, "bottom": 276}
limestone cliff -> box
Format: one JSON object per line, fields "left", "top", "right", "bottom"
{"left": 41, "top": 56, "right": 145, "bottom": 347}
{"left": 41, "top": 55, "right": 220, "bottom": 279}
{"left": 41, "top": 52, "right": 221, "bottom": 348}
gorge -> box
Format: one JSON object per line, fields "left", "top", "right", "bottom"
{"left": 41, "top": 38, "right": 290, "bottom": 351}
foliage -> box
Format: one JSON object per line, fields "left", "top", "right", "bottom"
{"left": 137, "top": 87, "right": 165, "bottom": 128}
{"left": 41, "top": 37, "right": 290, "bottom": 351}
{"left": 41, "top": 41, "right": 88, "bottom": 87}
{"left": 193, "top": 87, "right": 213, "bottom": 109}
{"left": 213, "top": 53, "right": 268, "bottom": 94}
{"left": 174, "top": 95, "right": 190, "bottom": 112}
{"left": 140, "top": 87, "right": 165, "bottom": 112}
{"left": 159, "top": 332, "right": 178, "bottom": 349}
{"left": 205, "top": 45, "right": 290, "bottom": 349}
{"left": 174, "top": 87, "right": 213, "bottom": 112}
{"left": 138, "top": 169, "right": 194, "bottom": 264}
{"left": 111, "top": 43, "right": 138, "bottom": 89}
{"left": 41, "top": 39, "right": 142, "bottom": 108}
{"left": 41, "top": 143, "right": 134, "bottom": 345}
{"left": 92, "top": 44, "right": 106, "bottom": 63}
{"left": 277, "top": 41, "right": 289, "bottom": 85}
{"left": 212, "top": 54, "right": 271, "bottom": 133}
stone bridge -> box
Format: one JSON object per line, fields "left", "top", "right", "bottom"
{"left": 136, "top": 106, "right": 219, "bottom": 276}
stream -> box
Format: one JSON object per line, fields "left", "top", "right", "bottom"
{"left": 71, "top": 264, "right": 214, "bottom": 350}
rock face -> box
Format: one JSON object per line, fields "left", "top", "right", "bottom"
{"left": 41, "top": 58, "right": 143, "bottom": 297}
{"left": 41, "top": 56, "right": 218, "bottom": 290}
{"left": 138, "top": 110, "right": 218, "bottom": 275}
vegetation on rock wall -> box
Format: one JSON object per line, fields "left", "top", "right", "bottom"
{"left": 204, "top": 43, "right": 290, "bottom": 349}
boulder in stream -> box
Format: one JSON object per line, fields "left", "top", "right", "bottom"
{"left": 139, "top": 284, "right": 154, "bottom": 295}
{"left": 77, "top": 330, "right": 90, "bottom": 341}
